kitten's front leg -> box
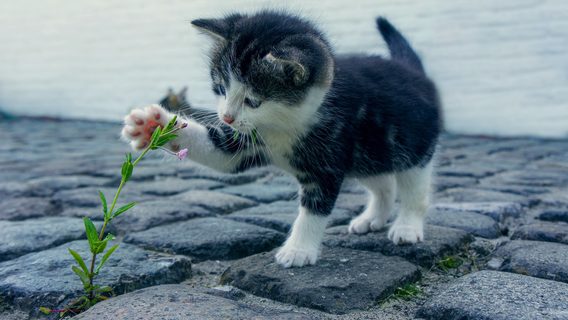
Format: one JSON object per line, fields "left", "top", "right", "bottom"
{"left": 275, "top": 181, "right": 341, "bottom": 268}
{"left": 121, "top": 104, "right": 260, "bottom": 173}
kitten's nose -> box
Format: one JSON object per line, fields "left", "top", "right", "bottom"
{"left": 223, "top": 114, "right": 235, "bottom": 124}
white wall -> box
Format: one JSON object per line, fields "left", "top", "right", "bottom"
{"left": 0, "top": 0, "right": 567, "bottom": 137}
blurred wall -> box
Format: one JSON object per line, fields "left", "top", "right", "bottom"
{"left": 0, "top": 0, "right": 566, "bottom": 137}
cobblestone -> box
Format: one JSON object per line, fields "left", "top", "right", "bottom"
{"left": 124, "top": 218, "right": 286, "bottom": 262}
{"left": 0, "top": 197, "right": 58, "bottom": 221}
{"left": 494, "top": 240, "right": 568, "bottom": 283}
{"left": 1, "top": 118, "right": 568, "bottom": 319}
{"left": 0, "top": 240, "right": 191, "bottom": 316}
{"left": 418, "top": 271, "right": 568, "bottom": 320}
{"left": 221, "top": 247, "right": 420, "bottom": 314}
{"left": 0, "top": 217, "right": 90, "bottom": 262}
{"left": 323, "top": 225, "right": 473, "bottom": 267}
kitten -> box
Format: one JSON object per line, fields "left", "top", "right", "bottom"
{"left": 122, "top": 11, "right": 441, "bottom": 268}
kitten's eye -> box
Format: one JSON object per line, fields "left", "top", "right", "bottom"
{"left": 244, "top": 97, "right": 261, "bottom": 109}
{"left": 213, "top": 84, "right": 226, "bottom": 97}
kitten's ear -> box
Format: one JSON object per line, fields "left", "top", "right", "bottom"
{"left": 191, "top": 18, "right": 229, "bottom": 41}
{"left": 263, "top": 51, "right": 310, "bottom": 86}
{"left": 191, "top": 14, "right": 244, "bottom": 41}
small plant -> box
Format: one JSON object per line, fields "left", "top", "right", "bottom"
{"left": 40, "top": 116, "right": 187, "bottom": 317}
{"left": 437, "top": 255, "right": 463, "bottom": 272}
{"left": 380, "top": 282, "right": 422, "bottom": 306}
{"left": 393, "top": 283, "right": 422, "bottom": 300}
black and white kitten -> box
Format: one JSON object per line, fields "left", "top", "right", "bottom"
{"left": 122, "top": 11, "right": 441, "bottom": 268}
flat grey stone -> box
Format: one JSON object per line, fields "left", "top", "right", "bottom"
{"left": 434, "top": 176, "right": 477, "bottom": 192}
{"left": 53, "top": 187, "right": 148, "bottom": 208}
{"left": 177, "top": 165, "right": 270, "bottom": 184}
{"left": 494, "top": 240, "right": 568, "bottom": 283}
{"left": 171, "top": 190, "right": 257, "bottom": 214}
{"left": 74, "top": 284, "right": 307, "bottom": 320}
{"left": 0, "top": 197, "right": 58, "bottom": 221}
{"left": 437, "top": 165, "right": 501, "bottom": 178}
{"left": 323, "top": 225, "right": 473, "bottom": 267}
{"left": 340, "top": 179, "right": 367, "bottom": 194}
{"left": 512, "top": 222, "right": 568, "bottom": 245}
{"left": 418, "top": 270, "right": 568, "bottom": 320}
{"left": 476, "top": 183, "right": 550, "bottom": 197}
{"left": 0, "top": 181, "right": 30, "bottom": 198}
{"left": 112, "top": 200, "right": 213, "bottom": 233}
{"left": 26, "top": 175, "right": 111, "bottom": 196}
{"left": 539, "top": 210, "right": 568, "bottom": 223}
{"left": 539, "top": 189, "right": 568, "bottom": 208}
{"left": 220, "top": 183, "right": 297, "bottom": 203}
{"left": 0, "top": 240, "right": 191, "bottom": 314}
{"left": 205, "top": 285, "right": 246, "bottom": 301}
{"left": 0, "top": 217, "right": 88, "bottom": 262}
{"left": 427, "top": 208, "right": 501, "bottom": 238}
{"left": 95, "top": 165, "right": 178, "bottom": 181}
{"left": 131, "top": 178, "right": 224, "bottom": 196}
{"left": 124, "top": 218, "right": 285, "bottom": 262}
{"left": 221, "top": 247, "right": 420, "bottom": 314}
{"left": 484, "top": 169, "right": 568, "bottom": 187}
{"left": 335, "top": 192, "right": 367, "bottom": 215}
{"left": 60, "top": 206, "right": 108, "bottom": 220}
{"left": 434, "top": 202, "right": 523, "bottom": 221}
{"left": 225, "top": 200, "right": 355, "bottom": 233}
{"left": 438, "top": 188, "right": 530, "bottom": 206}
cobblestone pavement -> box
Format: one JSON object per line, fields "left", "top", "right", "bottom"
{"left": 1, "top": 118, "right": 568, "bottom": 319}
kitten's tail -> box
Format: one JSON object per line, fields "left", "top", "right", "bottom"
{"left": 376, "top": 17, "right": 425, "bottom": 74}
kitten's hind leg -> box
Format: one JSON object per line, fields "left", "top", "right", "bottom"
{"left": 388, "top": 161, "right": 433, "bottom": 244}
{"left": 348, "top": 174, "right": 396, "bottom": 234}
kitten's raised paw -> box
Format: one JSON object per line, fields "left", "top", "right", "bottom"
{"left": 275, "top": 245, "right": 318, "bottom": 268}
{"left": 388, "top": 220, "right": 424, "bottom": 245}
{"left": 348, "top": 215, "right": 385, "bottom": 234}
{"left": 121, "top": 104, "right": 171, "bottom": 150}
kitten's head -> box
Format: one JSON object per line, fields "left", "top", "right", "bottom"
{"left": 191, "top": 11, "right": 334, "bottom": 134}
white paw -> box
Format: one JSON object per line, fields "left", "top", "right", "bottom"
{"left": 348, "top": 214, "right": 386, "bottom": 234}
{"left": 388, "top": 219, "right": 424, "bottom": 245}
{"left": 121, "top": 104, "right": 172, "bottom": 150}
{"left": 275, "top": 245, "right": 318, "bottom": 268}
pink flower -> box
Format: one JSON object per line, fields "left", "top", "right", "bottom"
{"left": 176, "top": 148, "right": 188, "bottom": 160}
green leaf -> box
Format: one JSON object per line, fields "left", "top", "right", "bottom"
{"left": 83, "top": 217, "right": 99, "bottom": 253}
{"left": 97, "top": 285, "right": 113, "bottom": 293}
{"left": 94, "top": 233, "right": 115, "bottom": 254}
{"left": 155, "top": 133, "right": 177, "bottom": 147}
{"left": 99, "top": 190, "right": 108, "bottom": 214}
{"left": 150, "top": 126, "right": 162, "bottom": 147}
{"left": 125, "top": 162, "right": 134, "bottom": 181}
{"left": 121, "top": 158, "right": 134, "bottom": 182}
{"left": 232, "top": 130, "right": 240, "bottom": 142}
{"left": 164, "top": 115, "right": 177, "bottom": 132}
{"left": 95, "top": 244, "right": 119, "bottom": 274}
{"left": 68, "top": 248, "right": 89, "bottom": 275}
{"left": 39, "top": 307, "right": 52, "bottom": 315}
{"left": 112, "top": 202, "right": 136, "bottom": 218}
{"left": 121, "top": 160, "right": 129, "bottom": 178}
{"left": 72, "top": 265, "right": 90, "bottom": 288}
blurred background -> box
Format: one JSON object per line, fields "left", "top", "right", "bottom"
{"left": 0, "top": 0, "right": 566, "bottom": 137}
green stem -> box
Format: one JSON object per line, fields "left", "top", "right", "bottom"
{"left": 84, "top": 123, "right": 181, "bottom": 301}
